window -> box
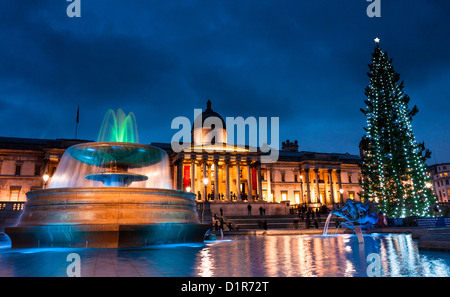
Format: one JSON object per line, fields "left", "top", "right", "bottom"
{"left": 446, "top": 179, "right": 449, "bottom": 185}
{"left": 281, "top": 173, "right": 285, "bottom": 182}
{"left": 281, "top": 191, "right": 288, "bottom": 201}
{"left": 294, "top": 174, "right": 298, "bottom": 183}
{"left": 14, "top": 165, "right": 21, "bottom": 176}
{"left": 348, "top": 173, "right": 352, "bottom": 183}
{"left": 10, "top": 187, "right": 21, "bottom": 201}
{"left": 294, "top": 192, "right": 300, "bottom": 204}
{"left": 34, "top": 165, "right": 42, "bottom": 176}
{"left": 349, "top": 191, "right": 355, "bottom": 200}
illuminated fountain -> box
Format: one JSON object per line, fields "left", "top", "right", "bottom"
{"left": 7, "top": 109, "right": 209, "bottom": 248}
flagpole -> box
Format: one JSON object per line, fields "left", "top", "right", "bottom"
{"left": 75, "top": 105, "right": 79, "bottom": 139}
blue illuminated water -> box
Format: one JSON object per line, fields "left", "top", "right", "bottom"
{"left": 1, "top": 234, "right": 450, "bottom": 277}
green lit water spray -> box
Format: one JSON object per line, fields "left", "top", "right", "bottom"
{"left": 97, "top": 109, "right": 139, "bottom": 143}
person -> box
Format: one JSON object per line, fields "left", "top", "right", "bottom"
{"left": 314, "top": 219, "right": 319, "bottom": 229}
{"left": 377, "top": 211, "right": 387, "bottom": 227}
{"left": 293, "top": 219, "right": 299, "bottom": 229}
{"left": 219, "top": 217, "right": 224, "bottom": 239}
{"left": 214, "top": 220, "right": 219, "bottom": 231}
{"left": 197, "top": 191, "right": 202, "bottom": 201}
{"left": 247, "top": 204, "right": 252, "bottom": 215}
{"left": 259, "top": 206, "right": 264, "bottom": 216}
{"left": 263, "top": 220, "right": 268, "bottom": 230}
{"left": 220, "top": 207, "right": 224, "bottom": 217}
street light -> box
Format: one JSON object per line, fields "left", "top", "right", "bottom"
{"left": 339, "top": 188, "right": 344, "bottom": 204}
{"left": 43, "top": 174, "right": 50, "bottom": 189}
{"left": 202, "top": 178, "right": 209, "bottom": 201}
{"left": 186, "top": 186, "right": 191, "bottom": 192}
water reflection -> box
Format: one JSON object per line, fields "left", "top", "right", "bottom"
{"left": 1, "top": 234, "right": 449, "bottom": 277}
{"left": 193, "top": 234, "right": 450, "bottom": 277}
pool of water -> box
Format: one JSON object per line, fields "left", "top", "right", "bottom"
{"left": 1, "top": 233, "right": 450, "bottom": 277}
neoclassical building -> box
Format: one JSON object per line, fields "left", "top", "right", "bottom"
{"left": 1, "top": 101, "right": 363, "bottom": 214}
{"left": 152, "top": 101, "right": 363, "bottom": 210}
{"left": 0, "top": 137, "right": 89, "bottom": 202}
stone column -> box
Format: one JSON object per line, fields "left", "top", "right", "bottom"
{"left": 247, "top": 163, "right": 252, "bottom": 200}
{"left": 305, "top": 168, "right": 311, "bottom": 204}
{"left": 177, "top": 160, "right": 183, "bottom": 191}
{"left": 299, "top": 170, "right": 304, "bottom": 204}
{"left": 236, "top": 158, "right": 241, "bottom": 200}
{"left": 314, "top": 169, "right": 320, "bottom": 203}
{"left": 225, "top": 159, "right": 230, "bottom": 201}
{"left": 214, "top": 158, "right": 219, "bottom": 201}
{"left": 337, "top": 169, "right": 343, "bottom": 204}
{"left": 190, "top": 159, "right": 196, "bottom": 194}
{"left": 328, "top": 169, "right": 335, "bottom": 205}
{"left": 202, "top": 160, "right": 207, "bottom": 202}
{"left": 267, "top": 166, "right": 272, "bottom": 202}
{"left": 256, "top": 162, "right": 262, "bottom": 201}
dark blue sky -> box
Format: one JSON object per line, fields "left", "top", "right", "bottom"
{"left": 1, "top": 1, "right": 449, "bottom": 163}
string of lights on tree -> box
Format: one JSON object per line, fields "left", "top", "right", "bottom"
{"left": 359, "top": 38, "right": 437, "bottom": 218}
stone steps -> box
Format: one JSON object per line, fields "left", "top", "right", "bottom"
{"left": 215, "top": 214, "right": 333, "bottom": 230}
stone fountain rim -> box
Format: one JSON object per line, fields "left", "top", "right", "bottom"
{"left": 26, "top": 187, "right": 196, "bottom": 197}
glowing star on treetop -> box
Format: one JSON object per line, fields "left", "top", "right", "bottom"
{"left": 374, "top": 37, "right": 380, "bottom": 44}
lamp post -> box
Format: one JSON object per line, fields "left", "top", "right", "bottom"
{"left": 203, "top": 178, "right": 209, "bottom": 201}
{"left": 43, "top": 174, "right": 50, "bottom": 189}
{"left": 339, "top": 188, "right": 344, "bottom": 204}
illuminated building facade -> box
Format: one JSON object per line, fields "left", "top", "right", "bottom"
{"left": 153, "top": 101, "right": 364, "bottom": 212}
{"left": 1, "top": 102, "right": 364, "bottom": 214}
{"left": 428, "top": 163, "right": 450, "bottom": 203}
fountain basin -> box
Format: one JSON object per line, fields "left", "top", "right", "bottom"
{"left": 6, "top": 188, "right": 209, "bottom": 248}
{"left": 69, "top": 142, "right": 166, "bottom": 168}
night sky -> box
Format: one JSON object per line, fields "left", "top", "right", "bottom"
{"left": 1, "top": 1, "right": 449, "bottom": 163}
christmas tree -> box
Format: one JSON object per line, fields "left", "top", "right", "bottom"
{"left": 359, "top": 39, "right": 437, "bottom": 218}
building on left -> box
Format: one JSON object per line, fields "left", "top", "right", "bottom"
{"left": 0, "top": 137, "right": 90, "bottom": 202}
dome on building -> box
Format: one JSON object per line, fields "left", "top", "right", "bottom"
{"left": 192, "top": 100, "right": 226, "bottom": 130}
{"left": 192, "top": 100, "right": 227, "bottom": 146}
